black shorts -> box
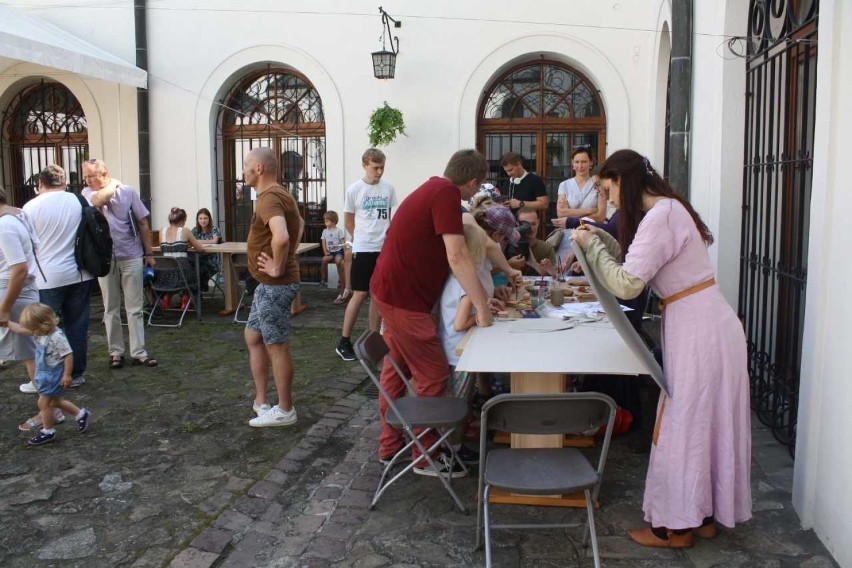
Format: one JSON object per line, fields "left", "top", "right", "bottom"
{"left": 350, "top": 252, "right": 380, "bottom": 292}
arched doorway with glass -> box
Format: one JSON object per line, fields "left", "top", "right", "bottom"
{"left": 478, "top": 60, "right": 606, "bottom": 227}
{"left": 215, "top": 67, "right": 326, "bottom": 245}
{"left": 0, "top": 80, "right": 89, "bottom": 207}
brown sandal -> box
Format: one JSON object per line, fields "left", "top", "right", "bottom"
{"left": 109, "top": 355, "right": 125, "bottom": 369}
{"left": 627, "top": 528, "right": 694, "bottom": 549}
{"left": 131, "top": 356, "right": 158, "bottom": 367}
{"left": 692, "top": 523, "right": 718, "bottom": 539}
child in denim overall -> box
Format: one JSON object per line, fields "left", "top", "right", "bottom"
{"left": 8, "top": 303, "right": 91, "bottom": 446}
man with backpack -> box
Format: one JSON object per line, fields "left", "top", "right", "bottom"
{"left": 82, "top": 159, "right": 158, "bottom": 369}
{"left": 20, "top": 165, "right": 94, "bottom": 391}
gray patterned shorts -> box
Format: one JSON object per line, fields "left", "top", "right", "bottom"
{"left": 246, "top": 282, "right": 300, "bottom": 344}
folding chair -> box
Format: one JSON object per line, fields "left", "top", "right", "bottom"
{"left": 353, "top": 330, "right": 471, "bottom": 513}
{"left": 230, "top": 253, "right": 256, "bottom": 324}
{"left": 476, "top": 393, "right": 617, "bottom": 568}
{"left": 202, "top": 253, "right": 225, "bottom": 299}
{"left": 147, "top": 256, "right": 197, "bottom": 328}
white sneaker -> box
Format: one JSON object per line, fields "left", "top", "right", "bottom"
{"left": 19, "top": 381, "right": 37, "bottom": 394}
{"left": 252, "top": 402, "right": 271, "bottom": 416}
{"left": 248, "top": 405, "right": 297, "bottom": 428}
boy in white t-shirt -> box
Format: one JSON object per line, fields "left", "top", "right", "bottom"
{"left": 320, "top": 210, "right": 346, "bottom": 297}
{"left": 335, "top": 149, "right": 398, "bottom": 361}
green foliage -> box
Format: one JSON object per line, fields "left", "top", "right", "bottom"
{"left": 368, "top": 102, "right": 406, "bottom": 147}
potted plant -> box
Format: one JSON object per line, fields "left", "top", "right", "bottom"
{"left": 368, "top": 102, "right": 406, "bottom": 147}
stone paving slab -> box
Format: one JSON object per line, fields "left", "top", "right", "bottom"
{"left": 1, "top": 285, "right": 840, "bottom": 567}
{"left": 160, "top": 389, "right": 838, "bottom": 568}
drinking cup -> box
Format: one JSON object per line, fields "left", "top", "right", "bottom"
{"left": 550, "top": 288, "right": 564, "bottom": 306}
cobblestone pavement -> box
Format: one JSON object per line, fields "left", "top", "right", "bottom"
{"left": 0, "top": 285, "right": 364, "bottom": 567}
{"left": 169, "top": 390, "right": 839, "bottom": 568}
{"left": 1, "top": 285, "right": 840, "bottom": 567}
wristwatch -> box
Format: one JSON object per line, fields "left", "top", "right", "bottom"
{"left": 518, "top": 200, "right": 525, "bottom": 208}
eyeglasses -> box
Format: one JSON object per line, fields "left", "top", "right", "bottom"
{"left": 573, "top": 144, "right": 592, "bottom": 151}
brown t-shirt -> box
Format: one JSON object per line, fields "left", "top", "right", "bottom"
{"left": 246, "top": 185, "right": 301, "bottom": 285}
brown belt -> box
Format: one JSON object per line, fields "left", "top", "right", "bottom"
{"left": 652, "top": 277, "right": 716, "bottom": 445}
{"left": 658, "top": 278, "right": 716, "bottom": 313}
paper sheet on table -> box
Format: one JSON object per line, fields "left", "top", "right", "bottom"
{"left": 571, "top": 240, "right": 669, "bottom": 396}
{"left": 536, "top": 301, "right": 629, "bottom": 319}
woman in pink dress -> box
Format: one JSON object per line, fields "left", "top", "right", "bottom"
{"left": 574, "top": 149, "right": 751, "bottom": 548}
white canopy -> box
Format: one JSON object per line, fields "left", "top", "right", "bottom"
{"left": 0, "top": 4, "right": 147, "bottom": 88}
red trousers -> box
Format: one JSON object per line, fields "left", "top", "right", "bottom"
{"left": 374, "top": 297, "right": 450, "bottom": 459}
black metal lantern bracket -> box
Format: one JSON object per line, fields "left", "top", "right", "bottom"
{"left": 371, "top": 6, "right": 402, "bottom": 79}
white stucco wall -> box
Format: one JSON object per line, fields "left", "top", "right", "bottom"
{"left": 793, "top": 1, "right": 852, "bottom": 566}
{"left": 0, "top": 62, "right": 140, "bottom": 190}
{"left": 3, "top": 0, "right": 671, "bottom": 227}
{"left": 139, "top": 0, "right": 665, "bottom": 225}
{"left": 689, "top": 1, "right": 747, "bottom": 304}
{"left": 0, "top": 0, "right": 139, "bottom": 191}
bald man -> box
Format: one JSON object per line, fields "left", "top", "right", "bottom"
{"left": 242, "top": 148, "right": 305, "bottom": 427}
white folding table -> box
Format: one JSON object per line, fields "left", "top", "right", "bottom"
{"left": 456, "top": 317, "right": 648, "bottom": 507}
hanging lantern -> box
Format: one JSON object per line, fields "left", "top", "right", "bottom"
{"left": 371, "top": 7, "right": 401, "bottom": 79}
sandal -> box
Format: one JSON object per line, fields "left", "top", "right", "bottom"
{"left": 334, "top": 288, "right": 353, "bottom": 305}
{"left": 110, "top": 355, "right": 125, "bottom": 369}
{"left": 131, "top": 356, "right": 158, "bottom": 367}
{"left": 18, "top": 409, "right": 66, "bottom": 432}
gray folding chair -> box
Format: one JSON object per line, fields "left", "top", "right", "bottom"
{"left": 202, "top": 252, "right": 225, "bottom": 299}
{"left": 353, "top": 330, "right": 470, "bottom": 513}
{"left": 147, "top": 256, "right": 197, "bottom": 328}
{"left": 230, "top": 253, "right": 254, "bottom": 324}
{"left": 476, "top": 393, "right": 617, "bottom": 568}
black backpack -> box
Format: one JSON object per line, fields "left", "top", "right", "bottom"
{"left": 74, "top": 193, "right": 113, "bottom": 277}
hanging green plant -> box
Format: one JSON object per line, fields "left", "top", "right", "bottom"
{"left": 368, "top": 102, "right": 406, "bottom": 147}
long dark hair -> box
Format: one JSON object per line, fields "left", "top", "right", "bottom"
{"left": 195, "top": 207, "right": 213, "bottom": 233}
{"left": 598, "top": 149, "right": 713, "bottom": 254}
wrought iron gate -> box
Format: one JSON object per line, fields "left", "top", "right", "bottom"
{"left": 739, "top": 0, "right": 818, "bottom": 456}
{"left": 1, "top": 81, "right": 89, "bottom": 206}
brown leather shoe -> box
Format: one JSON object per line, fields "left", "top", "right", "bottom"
{"left": 628, "top": 528, "right": 694, "bottom": 548}
{"left": 692, "top": 523, "right": 718, "bottom": 539}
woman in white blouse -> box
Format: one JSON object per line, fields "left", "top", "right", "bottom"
{"left": 553, "top": 145, "right": 607, "bottom": 226}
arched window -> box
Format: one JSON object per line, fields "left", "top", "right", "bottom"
{"left": 478, "top": 60, "right": 606, "bottom": 218}
{"left": 0, "top": 81, "right": 88, "bottom": 206}
{"left": 217, "top": 68, "right": 326, "bottom": 243}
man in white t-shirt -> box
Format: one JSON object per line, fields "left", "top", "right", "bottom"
{"left": 21, "top": 165, "right": 94, "bottom": 390}
{"left": 335, "top": 148, "right": 397, "bottom": 361}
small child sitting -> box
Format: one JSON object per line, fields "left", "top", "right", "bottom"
{"left": 9, "top": 303, "right": 92, "bottom": 447}
{"left": 320, "top": 211, "right": 347, "bottom": 302}
{"left": 437, "top": 223, "right": 501, "bottom": 463}
{"left": 438, "top": 223, "right": 499, "bottom": 387}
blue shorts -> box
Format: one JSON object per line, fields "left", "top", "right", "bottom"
{"left": 35, "top": 372, "right": 64, "bottom": 397}
{"left": 325, "top": 250, "right": 344, "bottom": 261}
{"left": 246, "top": 282, "right": 300, "bottom": 344}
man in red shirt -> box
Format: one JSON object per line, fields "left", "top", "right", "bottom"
{"left": 371, "top": 149, "right": 493, "bottom": 477}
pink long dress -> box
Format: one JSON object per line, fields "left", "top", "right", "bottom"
{"left": 622, "top": 198, "right": 752, "bottom": 530}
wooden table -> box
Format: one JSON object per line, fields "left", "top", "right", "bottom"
{"left": 203, "top": 242, "right": 320, "bottom": 316}
{"left": 455, "top": 317, "right": 647, "bottom": 507}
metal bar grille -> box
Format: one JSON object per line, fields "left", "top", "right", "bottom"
{"left": 216, "top": 69, "right": 327, "bottom": 257}
{"left": 1, "top": 81, "right": 89, "bottom": 205}
{"left": 739, "top": 0, "right": 818, "bottom": 456}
